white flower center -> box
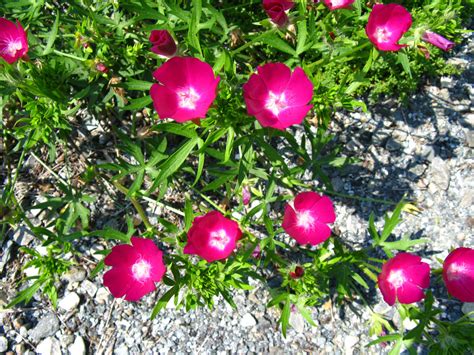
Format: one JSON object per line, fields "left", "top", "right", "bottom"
{"left": 375, "top": 27, "right": 392, "bottom": 43}
{"left": 447, "top": 262, "right": 467, "bottom": 281}
{"left": 265, "top": 91, "right": 287, "bottom": 116}
{"left": 177, "top": 87, "right": 200, "bottom": 110}
{"left": 132, "top": 259, "right": 151, "bottom": 281}
{"left": 387, "top": 269, "right": 406, "bottom": 288}
{"left": 329, "top": 0, "right": 346, "bottom": 7}
{"left": 209, "top": 229, "right": 230, "bottom": 250}
{"left": 296, "top": 210, "right": 315, "bottom": 230}
{"left": 3, "top": 40, "right": 23, "bottom": 56}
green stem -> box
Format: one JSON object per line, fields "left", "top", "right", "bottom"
{"left": 112, "top": 181, "right": 154, "bottom": 232}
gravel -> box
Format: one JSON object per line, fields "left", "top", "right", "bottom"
{"left": 0, "top": 32, "right": 472, "bottom": 355}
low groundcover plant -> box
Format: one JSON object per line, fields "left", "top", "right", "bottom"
{"left": 1, "top": 0, "right": 472, "bottom": 353}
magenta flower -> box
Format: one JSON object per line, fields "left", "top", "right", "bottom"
{"left": 263, "top": 0, "right": 294, "bottom": 27}
{"left": 378, "top": 253, "right": 430, "bottom": 306}
{"left": 323, "top": 0, "right": 355, "bottom": 11}
{"left": 103, "top": 237, "right": 166, "bottom": 302}
{"left": 150, "top": 57, "right": 220, "bottom": 123}
{"left": 282, "top": 192, "right": 336, "bottom": 246}
{"left": 443, "top": 247, "right": 474, "bottom": 302}
{"left": 149, "top": 30, "right": 177, "bottom": 57}
{"left": 0, "top": 18, "right": 28, "bottom": 64}
{"left": 422, "top": 31, "right": 455, "bottom": 52}
{"left": 243, "top": 63, "right": 313, "bottom": 130}
{"left": 184, "top": 211, "right": 242, "bottom": 262}
{"left": 365, "top": 4, "right": 412, "bottom": 52}
{"left": 95, "top": 62, "right": 108, "bottom": 73}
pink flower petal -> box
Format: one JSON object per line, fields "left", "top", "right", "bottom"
{"left": 104, "top": 244, "right": 139, "bottom": 267}
{"left": 123, "top": 280, "right": 157, "bottom": 302}
{"left": 254, "top": 110, "right": 280, "bottom": 128}
{"left": 311, "top": 195, "right": 336, "bottom": 224}
{"left": 244, "top": 97, "right": 266, "bottom": 115}
{"left": 150, "top": 84, "right": 179, "bottom": 120}
{"left": 283, "top": 67, "right": 314, "bottom": 107}
{"left": 103, "top": 266, "right": 133, "bottom": 298}
{"left": 243, "top": 74, "right": 269, "bottom": 101}
{"left": 378, "top": 278, "right": 396, "bottom": 306}
{"left": 396, "top": 282, "right": 425, "bottom": 304}
{"left": 257, "top": 62, "right": 292, "bottom": 94}
{"left": 294, "top": 191, "right": 321, "bottom": 211}
{"left": 406, "top": 263, "right": 431, "bottom": 289}
{"left": 276, "top": 104, "right": 313, "bottom": 129}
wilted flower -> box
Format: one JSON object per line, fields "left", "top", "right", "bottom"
{"left": 443, "top": 247, "right": 474, "bottom": 302}
{"left": 184, "top": 211, "right": 242, "bottom": 262}
{"left": 251, "top": 244, "right": 261, "bottom": 259}
{"left": 243, "top": 63, "right": 313, "bottom": 130}
{"left": 365, "top": 4, "right": 412, "bottom": 51}
{"left": 323, "top": 0, "right": 355, "bottom": 11}
{"left": 282, "top": 192, "right": 336, "bottom": 246}
{"left": 263, "top": 0, "right": 294, "bottom": 27}
{"left": 0, "top": 18, "right": 28, "bottom": 64}
{"left": 149, "top": 30, "right": 177, "bottom": 57}
{"left": 422, "top": 31, "right": 455, "bottom": 52}
{"left": 150, "top": 57, "right": 220, "bottom": 122}
{"left": 103, "top": 237, "right": 166, "bottom": 302}
{"left": 290, "top": 266, "right": 305, "bottom": 279}
{"left": 242, "top": 186, "right": 251, "bottom": 205}
{"left": 378, "top": 253, "right": 430, "bottom": 306}
{"left": 96, "top": 62, "right": 108, "bottom": 73}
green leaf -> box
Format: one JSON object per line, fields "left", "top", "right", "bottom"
{"left": 121, "top": 80, "right": 153, "bottom": 91}
{"left": 187, "top": 0, "right": 203, "bottom": 56}
{"left": 154, "top": 137, "right": 198, "bottom": 187}
{"left": 192, "top": 138, "right": 205, "bottom": 186}
{"left": 42, "top": 12, "right": 60, "bottom": 55}
{"left": 280, "top": 298, "right": 291, "bottom": 337}
{"left": 397, "top": 51, "right": 412, "bottom": 78}
{"left": 223, "top": 127, "right": 234, "bottom": 163}
{"left": 380, "top": 200, "right": 405, "bottom": 242}
{"left": 122, "top": 96, "right": 153, "bottom": 111}
{"left": 296, "top": 19, "right": 308, "bottom": 55}
{"left": 260, "top": 33, "right": 296, "bottom": 56}
{"left": 184, "top": 198, "right": 193, "bottom": 231}
{"left": 151, "top": 285, "right": 179, "bottom": 319}
{"left": 351, "top": 273, "right": 369, "bottom": 289}
{"left": 366, "top": 334, "right": 402, "bottom": 347}
{"left": 381, "top": 238, "right": 429, "bottom": 252}
{"left": 7, "top": 279, "right": 44, "bottom": 307}
{"left": 296, "top": 303, "right": 316, "bottom": 327}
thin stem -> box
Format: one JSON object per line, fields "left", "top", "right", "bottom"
{"left": 112, "top": 181, "right": 154, "bottom": 232}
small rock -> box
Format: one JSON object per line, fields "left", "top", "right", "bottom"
{"left": 440, "top": 76, "right": 454, "bottom": 89}
{"left": 289, "top": 311, "right": 305, "bottom": 333}
{"left": 462, "top": 303, "right": 474, "bottom": 320}
{"left": 68, "top": 336, "right": 86, "bottom": 355}
{"left": 114, "top": 344, "right": 129, "bottom": 355}
{"left": 36, "top": 337, "right": 61, "bottom": 355}
{"left": 429, "top": 157, "right": 450, "bottom": 191}
{"left": 63, "top": 268, "right": 87, "bottom": 283}
{"left": 9, "top": 224, "right": 35, "bottom": 246}
{"left": 385, "top": 138, "right": 402, "bottom": 151}
{"left": 28, "top": 313, "right": 60, "bottom": 342}
{"left": 81, "top": 280, "right": 98, "bottom": 298}
{"left": 240, "top": 313, "right": 257, "bottom": 328}
{"left": 59, "top": 292, "right": 80, "bottom": 312}
{"left": 95, "top": 287, "right": 110, "bottom": 304}
{"left": 344, "top": 335, "right": 359, "bottom": 355}
{"left": 15, "top": 343, "right": 25, "bottom": 354}
{"left": 465, "top": 130, "right": 474, "bottom": 148}
{"left": 0, "top": 336, "right": 8, "bottom": 352}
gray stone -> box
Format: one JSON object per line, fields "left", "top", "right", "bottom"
{"left": 95, "top": 287, "right": 110, "bottom": 304}
{"left": 68, "top": 336, "right": 86, "bottom": 355}
{"left": 289, "top": 311, "right": 305, "bottom": 333}
{"left": 59, "top": 292, "right": 80, "bottom": 312}
{"left": 240, "top": 313, "right": 257, "bottom": 327}
{"left": 36, "top": 337, "right": 61, "bottom": 355}
{"left": 28, "top": 313, "right": 60, "bottom": 342}
{"left": 440, "top": 76, "right": 454, "bottom": 89}
{"left": 344, "top": 335, "right": 359, "bottom": 355}
{"left": 462, "top": 303, "right": 474, "bottom": 320}
{"left": 385, "top": 138, "right": 402, "bottom": 151}
{"left": 0, "top": 336, "right": 8, "bottom": 352}
{"left": 429, "top": 157, "right": 450, "bottom": 191}
{"left": 63, "top": 268, "right": 87, "bottom": 283}
{"left": 81, "top": 279, "right": 98, "bottom": 298}
{"left": 9, "top": 224, "right": 35, "bottom": 246}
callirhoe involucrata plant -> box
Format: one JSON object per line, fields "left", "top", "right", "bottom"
{"left": 1, "top": 0, "right": 472, "bottom": 353}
